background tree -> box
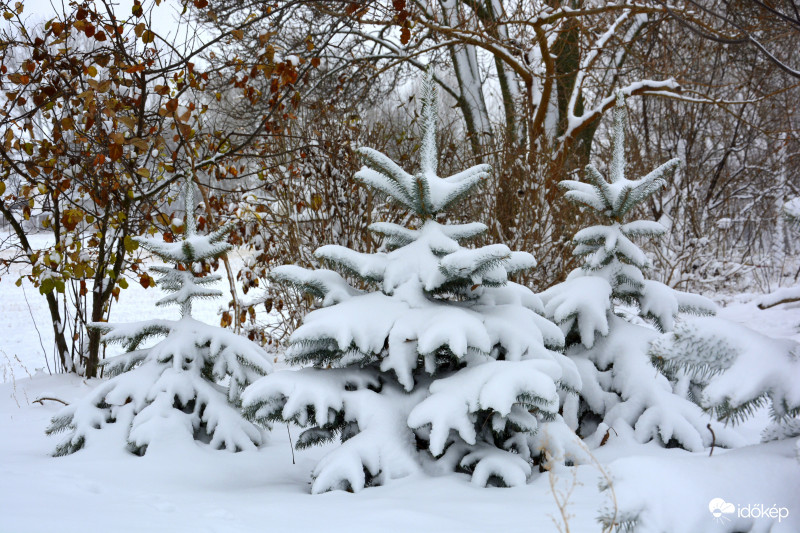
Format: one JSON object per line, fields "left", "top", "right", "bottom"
{"left": 193, "top": 0, "right": 800, "bottom": 304}
{"left": 0, "top": 0, "right": 308, "bottom": 375}
{"left": 614, "top": 1, "right": 800, "bottom": 292}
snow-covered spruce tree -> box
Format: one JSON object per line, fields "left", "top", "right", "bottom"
{"left": 650, "top": 317, "right": 800, "bottom": 442}
{"left": 540, "top": 93, "right": 740, "bottom": 452}
{"left": 47, "top": 179, "right": 272, "bottom": 456}
{"left": 242, "top": 71, "right": 580, "bottom": 493}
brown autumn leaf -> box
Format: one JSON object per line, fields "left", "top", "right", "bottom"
{"left": 130, "top": 137, "right": 149, "bottom": 150}
{"left": 7, "top": 73, "right": 29, "bottom": 84}
{"left": 165, "top": 98, "right": 178, "bottom": 113}
{"left": 60, "top": 209, "right": 84, "bottom": 231}
{"left": 119, "top": 116, "right": 137, "bottom": 129}
{"left": 108, "top": 142, "right": 123, "bottom": 161}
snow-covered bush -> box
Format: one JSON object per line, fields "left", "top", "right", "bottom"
{"left": 47, "top": 180, "right": 272, "bottom": 456}
{"left": 540, "top": 93, "right": 739, "bottom": 452}
{"left": 242, "top": 71, "right": 581, "bottom": 493}
{"left": 650, "top": 317, "right": 800, "bottom": 441}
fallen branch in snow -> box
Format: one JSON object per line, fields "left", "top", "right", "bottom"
{"left": 758, "top": 296, "right": 800, "bottom": 310}
{"left": 33, "top": 397, "right": 68, "bottom": 406}
{"left": 757, "top": 285, "right": 800, "bottom": 309}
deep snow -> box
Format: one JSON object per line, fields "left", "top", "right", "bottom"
{"left": 1, "top": 239, "right": 799, "bottom": 532}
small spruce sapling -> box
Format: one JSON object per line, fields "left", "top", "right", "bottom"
{"left": 540, "top": 93, "right": 740, "bottom": 452}
{"left": 242, "top": 70, "right": 581, "bottom": 493}
{"left": 47, "top": 179, "right": 271, "bottom": 456}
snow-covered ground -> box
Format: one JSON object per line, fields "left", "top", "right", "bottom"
{"left": 1, "top": 237, "right": 799, "bottom": 532}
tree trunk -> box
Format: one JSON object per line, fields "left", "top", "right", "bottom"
{"left": 84, "top": 287, "right": 105, "bottom": 378}
{"left": 44, "top": 291, "right": 72, "bottom": 372}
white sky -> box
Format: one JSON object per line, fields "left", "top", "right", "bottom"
{"left": 9, "top": 0, "right": 190, "bottom": 40}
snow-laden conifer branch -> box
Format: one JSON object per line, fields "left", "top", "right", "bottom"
{"left": 150, "top": 268, "right": 223, "bottom": 309}
{"left": 270, "top": 265, "right": 361, "bottom": 307}
{"left": 314, "top": 245, "right": 387, "bottom": 283}
{"left": 438, "top": 221, "right": 488, "bottom": 242}
{"left": 89, "top": 320, "right": 173, "bottom": 352}
{"left": 650, "top": 318, "right": 800, "bottom": 433}
{"left": 368, "top": 222, "right": 419, "bottom": 249}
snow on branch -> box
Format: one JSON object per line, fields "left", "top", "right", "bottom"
{"left": 270, "top": 265, "right": 361, "bottom": 307}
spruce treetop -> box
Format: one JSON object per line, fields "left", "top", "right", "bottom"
{"left": 307, "top": 69, "right": 534, "bottom": 298}
{"left": 355, "top": 69, "right": 491, "bottom": 219}
{"left": 135, "top": 178, "right": 233, "bottom": 317}
{"left": 561, "top": 92, "right": 680, "bottom": 223}
{"left": 555, "top": 92, "right": 682, "bottom": 302}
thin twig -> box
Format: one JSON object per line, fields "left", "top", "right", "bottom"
{"left": 33, "top": 396, "right": 68, "bottom": 406}
{"left": 20, "top": 282, "right": 51, "bottom": 375}
{"left": 707, "top": 423, "right": 716, "bottom": 456}
{"left": 287, "top": 424, "right": 296, "bottom": 465}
